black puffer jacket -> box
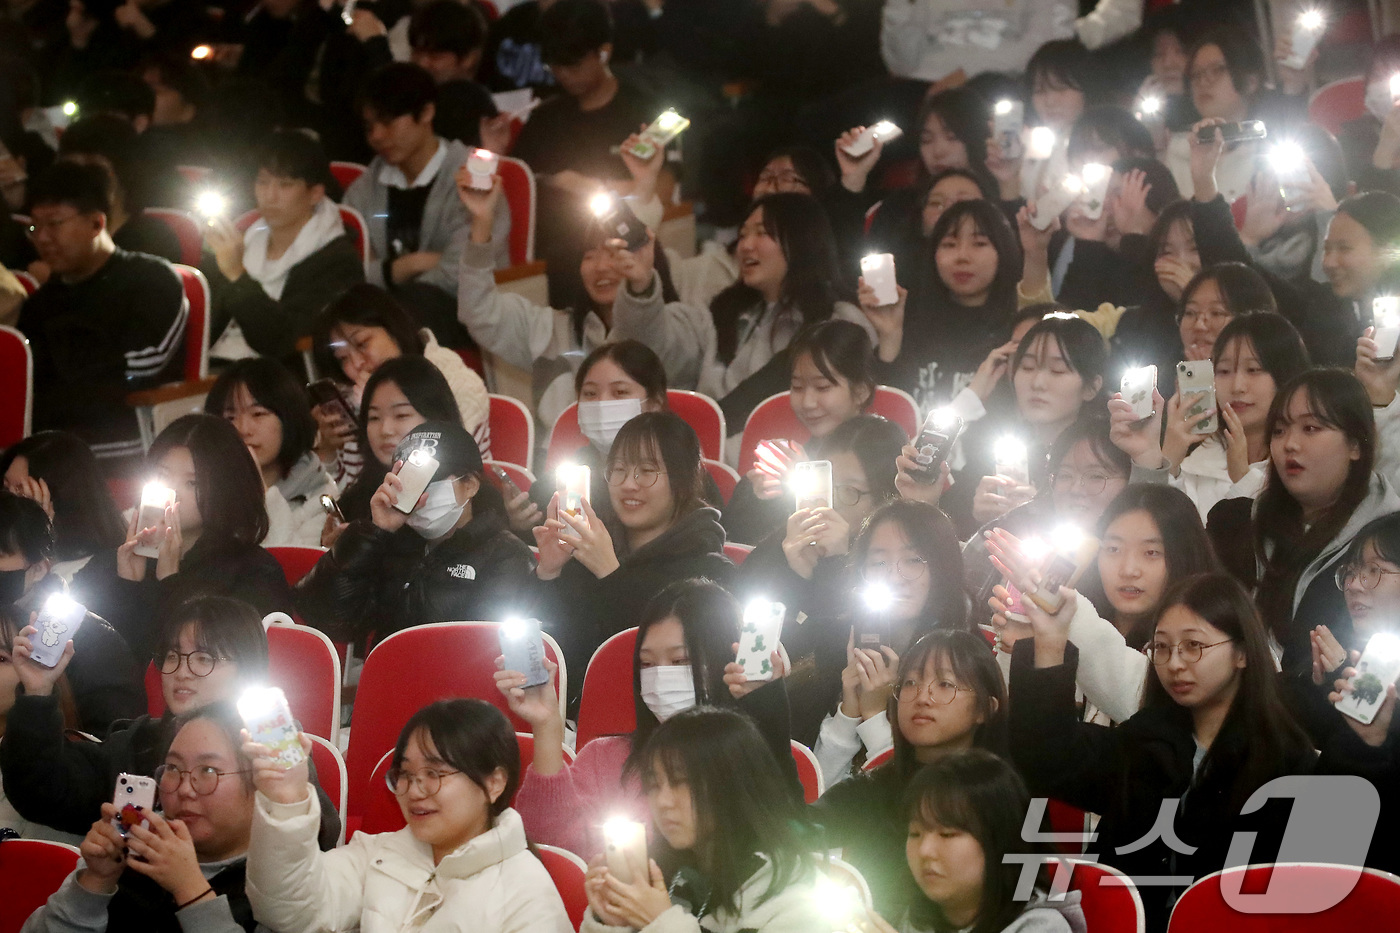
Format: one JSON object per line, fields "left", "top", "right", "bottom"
{"left": 294, "top": 509, "right": 536, "bottom": 645}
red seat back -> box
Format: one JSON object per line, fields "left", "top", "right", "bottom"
{"left": 484, "top": 459, "right": 536, "bottom": 493}
{"left": 174, "top": 165, "right": 213, "bottom": 188}
{"left": 1048, "top": 798, "right": 1090, "bottom": 855}
{"left": 1048, "top": 859, "right": 1145, "bottom": 933}
{"left": 738, "top": 388, "right": 916, "bottom": 474}
{"left": 1168, "top": 864, "right": 1400, "bottom": 931}
{"left": 145, "top": 209, "right": 204, "bottom": 266}
{"left": 345, "top": 622, "right": 565, "bottom": 817}
{"left": 0, "top": 325, "right": 33, "bottom": 448}
{"left": 538, "top": 845, "right": 589, "bottom": 929}
{"left": 497, "top": 156, "right": 536, "bottom": 266}
{"left": 330, "top": 161, "right": 367, "bottom": 190}
{"left": 487, "top": 394, "right": 535, "bottom": 470}
{"left": 666, "top": 390, "right": 725, "bottom": 461}
{"left": 576, "top": 627, "right": 637, "bottom": 747}
{"left": 1309, "top": 77, "right": 1367, "bottom": 136}
{"left": 12, "top": 270, "right": 37, "bottom": 295}
{"left": 704, "top": 459, "right": 739, "bottom": 504}
{"left": 723, "top": 542, "right": 752, "bottom": 565}
{"left": 267, "top": 622, "right": 342, "bottom": 743}
{"left": 266, "top": 546, "right": 326, "bottom": 586}
{"left": 862, "top": 747, "right": 894, "bottom": 771}
{"left": 545, "top": 403, "right": 589, "bottom": 476}
{"left": 790, "top": 740, "right": 823, "bottom": 803}
{"left": 307, "top": 733, "right": 347, "bottom": 844}
{"left": 0, "top": 839, "right": 82, "bottom": 933}
{"left": 174, "top": 264, "right": 210, "bottom": 381}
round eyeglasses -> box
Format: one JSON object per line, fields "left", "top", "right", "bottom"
{"left": 1148, "top": 639, "right": 1233, "bottom": 666}
{"left": 893, "top": 677, "right": 965, "bottom": 704}
{"left": 158, "top": 650, "right": 230, "bottom": 677}
{"left": 1335, "top": 562, "right": 1400, "bottom": 591}
{"left": 1050, "top": 470, "right": 1117, "bottom": 497}
{"left": 604, "top": 465, "right": 666, "bottom": 488}
{"left": 860, "top": 556, "right": 929, "bottom": 582}
{"left": 386, "top": 766, "right": 461, "bottom": 797}
{"left": 154, "top": 764, "right": 252, "bottom": 796}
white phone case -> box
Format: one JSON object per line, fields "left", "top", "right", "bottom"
{"left": 736, "top": 600, "right": 785, "bottom": 682}
{"left": 793, "top": 460, "right": 833, "bottom": 510}
{"left": 239, "top": 686, "right": 307, "bottom": 767}
{"left": 558, "top": 464, "right": 590, "bottom": 538}
{"left": 843, "top": 121, "right": 902, "bottom": 157}
{"left": 393, "top": 450, "right": 438, "bottom": 513}
{"left": 859, "top": 253, "right": 898, "bottom": 306}
{"left": 133, "top": 484, "right": 175, "bottom": 559}
{"left": 992, "top": 101, "right": 1024, "bottom": 160}
{"left": 1335, "top": 633, "right": 1400, "bottom": 724}
{"left": 1078, "top": 164, "right": 1112, "bottom": 220}
{"left": 1374, "top": 296, "right": 1400, "bottom": 360}
{"left": 993, "top": 439, "right": 1030, "bottom": 486}
{"left": 1030, "top": 175, "right": 1079, "bottom": 230}
{"left": 111, "top": 773, "right": 157, "bottom": 836}
{"left": 604, "top": 821, "right": 647, "bottom": 884}
{"left": 29, "top": 594, "right": 85, "bottom": 668}
{"left": 467, "top": 149, "right": 498, "bottom": 191}
{"left": 1282, "top": 17, "right": 1324, "bottom": 70}
{"left": 1177, "top": 361, "right": 1217, "bottom": 435}
{"left": 500, "top": 618, "right": 550, "bottom": 688}
{"left": 1121, "top": 365, "right": 1157, "bottom": 421}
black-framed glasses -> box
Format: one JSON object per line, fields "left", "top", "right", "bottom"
{"left": 155, "top": 764, "right": 252, "bottom": 796}
{"left": 1149, "top": 639, "right": 1233, "bottom": 666}
{"left": 386, "top": 766, "right": 461, "bottom": 797}
{"left": 860, "top": 556, "right": 929, "bottom": 582}
{"left": 1335, "top": 562, "right": 1400, "bottom": 591}
{"left": 605, "top": 465, "right": 666, "bottom": 488}
{"left": 1177, "top": 307, "right": 1233, "bottom": 327}
{"left": 893, "top": 677, "right": 965, "bottom": 705}
{"left": 834, "top": 484, "right": 869, "bottom": 507}
{"left": 158, "top": 650, "right": 230, "bottom": 677}
{"left": 1050, "top": 470, "right": 1117, "bottom": 497}
{"left": 755, "top": 169, "right": 809, "bottom": 189}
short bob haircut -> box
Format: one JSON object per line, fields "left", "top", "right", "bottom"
{"left": 901, "top": 750, "right": 1048, "bottom": 933}
{"left": 574, "top": 340, "right": 668, "bottom": 408}
{"left": 168, "top": 702, "right": 259, "bottom": 795}
{"left": 0, "top": 431, "right": 127, "bottom": 559}
{"left": 1179, "top": 261, "right": 1277, "bottom": 319}
{"left": 1011, "top": 312, "right": 1108, "bottom": 403}
{"left": 915, "top": 86, "right": 991, "bottom": 172}
{"left": 850, "top": 499, "right": 971, "bottom": 631}
{"left": 312, "top": 284, "right": 426, "bottom": 385}
{"left": 788, "top": 320, "right": 877, "bottom": 413}
{"left": 0, "top": 492, "right": 54, "bottom": 564}
{"left": 1188, "top": 25, "right": 1267, "bottom": 107}
{"left": 148, "top": 414, "right": 270, "bottom": 547}
{"left": 1211, "top": 313, "right": 1310, "bottom": 390}
{"left": 926, "top": 200, "right": 1021, "bottom": 310}
{"left": 817, "top": 415, "right": 909, "bottom": 515}
{"left": 204, "top": 359, "right": 319, "bottom": 479}
{"left": 391, "top": 698, "right": 520, "bottom": 818}
{"left": 888, "top": 630, "right": 1008, "bottom": 776}
{"left": 1068, "top": 107, "right": 1155, "bottom": 164}
{"left": 756, "top": 145, "right": 836, "bottom": 195}
{"left": 255, "top": 128, "right": 334, "bottom": 190}
{"left": 1339, "top": 511, "right": 1400, "bottom": 582}
{"left": 158, "top": 595, "right": 270, "bottom": 675}
{"left": 358, "top": 62, "right": 437, "bottom": 122}
{"left": 1026, "top": 39, "right": 1094, "bottom": 104}
{"left": 606, "top": 412, "right": 706, "bottom": 525}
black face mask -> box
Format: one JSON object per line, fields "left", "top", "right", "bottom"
{"left": 0, "top": 567, "right": 27, "bottom": 606}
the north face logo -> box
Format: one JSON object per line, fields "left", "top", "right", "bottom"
{"left": 447, "top": 564, "right": 477, "bottom": 580}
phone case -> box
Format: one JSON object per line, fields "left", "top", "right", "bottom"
{"left": 307, "top": 379, "right": 355, "bottom": 424}
{"left": 591, "top": 196, "right": 649, "bottom": 251}
{"left": 736, "top": 600, "right": 785, "bottom": 682}
{"left": 558, "top": 464, "right": 590, "bottom": 538}
{"left": 1030, "top": 175, "right": 1080, "bottom": 230}
{"left": 1077, "top": 163, "right": 1112, "bottom": 220}
{"left": 29, "top": 594, "right": 85, "bottom": 668}
{"left": 1198, "top": 120, "right": 1267, "bottom": 144}
{"left": 393, "top": 449, "right": 438, "bottom": 513}
{"left": 111, "top": 773, "right": 157, "bottom": 837}
{"left": 992, "top": 100, "right": 1024, "bottom": 160}
{"left": 1027, "top": 534, "right": 1100, "bottom": 613}
{"left": 1335, "top": 633, "right": 1400, "bottom": 724}
{"left": 238, "top": 686, "right": 307, "bottom": 767}
{"left": 604, "top": 820, "right": 647, "bottom": 884}
{"left": 492, "top": 466, "right": 522, "bottom": 499}
{"left": 133, "top": 483, "right": 175, "bottom": 559}
{"left": 1282, "top": 16, "right": 1325, "bottom": 70}
{"left": 856, "top": 603, "right": 889, "bottom": 651}
{"left": 1025, "top": 126, "right": 1056, "bottom": 161}
{"left": 1374, "top": 296, "right": 1400, "bottom": 360}
{"left": 843, "top": 121, "right": 902, "bottom": 157}
{"left": 993, "top": 438, "right": 1030, "bottom": 486}
{"left": 320, "top": 494, "right": 345, "bottom": 522}
{"left": 1121, "top": 365, "right": 1157, "bottom": 421}
{"left": 860, "top": 253, "right": 899, "bottom": 306}
{"left": 792, "top": 460, "right": 833, "bottom": 510}
{"left": 629, "top": 110, "right": 690, "bottom": 160}
{"left": 500, "top": 618, "right": 550, "bottom": 688}
{"left": 910, "top": 411, "right": 965, "bottom": 485}
{"left": 466, "top": 148, "right": 498, "bottom": 190}
{"left": 1177, "top": 361, "right": 1217, "bottom": 434}
{"left": 340, "top": 0, "right": 357, "bottom": 25}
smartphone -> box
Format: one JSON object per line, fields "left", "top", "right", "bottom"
{"left": 490, "top": 464, "right": 523, "bottom": 500}
{"left": 736, "top": 599, "right": 785, "bottom": 682}
{"left": 320, "top": 493, "right": 345, "bottom": 523}
{"left": 1269, "top": 143, "right": 1311, "bottom": 210}
{"left": 307, "top": 379, "right": 355, "bottom": 426}
{"left": 393, "top": 448, "right": 438, "bottom": 513}
{"left": 134, "top": 482, "right": 175, "bottom": 559}
{"left": 500, "top": 618, "right": 550, "bottom": 688}
{"left": 1196, "top": 120, "right": 1267, "bottom": 144}
{"left": 629, "top": 109, "right": 690, "bottom": 161}
{"left": 1030, "top": 174, "right": 1080, "bottom": 231}
{"left": 466, "top": 148, "right": 498, "bottom": 191}
{"left": 1177, "top": 361, "right": 1217, "bottom": 435}
{"left": 1077, "top": 163, "right": 1111, "bottom": 221}
{"left": 842, "top": 120, "right": 902, "bottom": 158}
{"left": 992, "top": 100, "right": 1024, "bottom": 160}
{"left": 557, "top": 464, "right": 590, "bottom": 538}
{"left": 1336, "top": 633, "right": 1400, "bottom": 724}
{"left": 29, "top": 593, "right": 85, "bottom": 668}
{"left": 1374, "top": 297, "right": 1400, "bottom": 360}
{"left": 1027, "top": 531, "right": 1099, "bottom": 613}
{"left": 1025, "top": 126, "right": 1056, "bottom": 161}
{"left": 1282, "top": 11, "right": 1326, "bottom": 70}
{"left": 754, "top": 439, "right": 796, "bottom": 478}
{"left": 111, "top": 773, "right": 157, "bottom": 837}
{"left": 1120, "top": 365, "right": 1157, "bottom": 421}
{"left": 238, "top": 686, "right": 307, "bottom": 767}
{"left": 909, "top": 409, "right": 964, "bottom": 485}
{"left": 857, "top": 585, "right": 891, "bottom": 650}
{"left": 603, "top": 819, "right": 647, "bottom": 883}
{"left": 859, "top": 253, "right": 898, "bottom": 306}
{"left": 341, "top": 0, "right": 357, "bottom": 25}
{"left": 993, "top": 437, "right": 1030, "bottom": 487}
{"left": 1002, "top": 580, "right": 1029, "bottom": 625}
{"left": 588, "top": 194, "right": 648, "bottom": 251}
{"left": 792, "top": 460, "right": 833, "bottom": 511}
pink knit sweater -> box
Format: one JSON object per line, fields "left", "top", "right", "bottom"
{"left": 513, "top": 735, "right": 649, "bottom": 858}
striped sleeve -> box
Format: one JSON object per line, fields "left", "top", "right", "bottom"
{"left": 124, "top": 290, "right": 188, "bottom": 383}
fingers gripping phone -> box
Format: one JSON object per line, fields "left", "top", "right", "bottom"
{"left": 307, "top": 379, "right": 356, "bottom": 426}
{"left": 112, "top": 773, "right": 157, "bottom": 837}
{"left": 1336, "top": 633, "right": 1400, "bottom": 724}
{"left": 1177, "top": 361, "right": 1217, "bottom": 435}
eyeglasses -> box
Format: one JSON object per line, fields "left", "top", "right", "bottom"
{"left": 1178, "top": 307, "right": 1233, "bottom": 327}
{"left": 386, "top": 766, "right": 461, "bottom": 797}
{"left": 834, "top": 484, "right": 870, "bottom": 507}
{"left": 756, "top": 169, "right": 808, "bottom": 189}
{"left": 154, "top": 764, "right": 252, "bottom": 796}
{"left": 893, "top": 677, "right": 966, "bottom": 705}
{"left": 26, "top": 214, "right": 86, "bottom": 237}
{"left": 158, "top": 650, "right": 230, "bottom": 677}
{"left": 1148, "top": 639, "right": 1233, "bottom": 666}
{"left": 1335, "top": 562, "right": 1400, "bottom": 591}
{"left": 1051, "top": 470, "right": 1117, "bottom": 497}
{"left": 861, "top": 556, "right": 929, "bottom": 582}
{"left": 1188, "top": 62, "right": 1230, "bottom": 87}
{"left": 605, "top": 465, "right": 666, "bottom": 488}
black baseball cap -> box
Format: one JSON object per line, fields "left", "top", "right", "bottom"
{"left": 393, "top": 420, "right": 483, "bottom": 483}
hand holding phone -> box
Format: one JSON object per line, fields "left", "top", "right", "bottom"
{"left": 1120, "top": 366, "right": 1157, "bottom": 421}
{"left": 111, "top": 773, "right": 157, "bottom": 837}
{"left": 909, "top": 409, "right": 964, "bottom": 485}
{"left": 28, "top": 593, "right": 85, "bottom": 668}
{"left": 1177, "top": 361, "right": 1217, "bottom": 435}
{"left": 736, "top": 600, "right": 785, "bottom": 681}
{"left": 500, "top": 618, "right": 551, "bottom": 688}
{"left": 1335, "top": 633, "right": 1400, "bottom": 724}
{"left": 603, "top": 818, "right": 647, "bottom": 883}
{"left": 134, "top": 482, "right": 175, "bottom": 559}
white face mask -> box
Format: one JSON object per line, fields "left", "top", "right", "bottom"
{"left": 405, "top": 478, "right": 466, "bottom": 539}
{"left": 639, "top": 664, "right": 695, "bottom": 722}
{"left": 1366, "top": 79, "right": 1396, "bottom": 122}
{"left": 578, "top": 398, "right": 644, "bottom": 452}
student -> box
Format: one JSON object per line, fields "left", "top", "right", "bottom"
{"left": 942, "top": 312, "right": 1107, "bottom": 538}
{"left": 497, "top": 578, "right": 797, "bottom": 857}
{"left": 1109, "top": 200, "right": 1201, "bottom": 394}
{"left": 1338, "top": 35, "right": 1400, "bottom": 197}
{"left": 0, "top": 493, "right": 143, "bottom": 735}
{"left": 811, "top": 630, "right": 1007, "bottom": 918}
{"left": 80, "top": 414, "right": 292, "bottom": 664}
{"left": 723, "top": 320, "right": 879, "bottom": 545}
{"left": 19, "top": 704, "right": 265, "bottom": 933}
{"left": 202, "top": 129, "right": 364, "bottom": 363}
{"left": 455, "top": 169, "right": 707, "bottom": 428}
{"left": 1, "top": 431, "right": 127, "bottom": 585}
{"left": 2, "top": 595, "right": 340, "bottom": 848}
{"left": 295, "top": 420, "right": 534, "bottom": 645}
{"left": 986, "top": 40, "right": 1092, "bottom": 210}
{"left": 581, "top": 706, "right": 823, "bottom": 933}
{"left": 245, "top": 698, "right": 573, "bottom": 933}
{"left": 1109, "top": 313, "right": 1311, "bottom": 520}
{"left": 17, "top": 161, "right": 186, "bottom": 471}
{"left": 329, "top": 356, "right": 468, "bottom": 535}
{"left": 1208, "top": 370, "right": 1400, "bottom": 675}
{"left": 532, "top": 412, "right": 731, "bottom": 694}
{"left": 310, "top": 284, "right": 491, "bottom": 490}
{"left": 1007, "top": 572, "right": 1316, "bottom": 931}
{"left": 343, "top": 62, "right": 509, "bottom": 345}
{"left": 1315, "top": 192, "right": 1400, "bottom": 366}
{"left": 877, "top": 750, "right": 1085, "bottom": 933}
{"left": 407, "top": 0, "right": 502, "bottom": 149}
{"left": 204, "top": 359, "right": 339, "bottom": 549}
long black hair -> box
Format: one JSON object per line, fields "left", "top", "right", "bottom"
{"left": 311, "top": 284, "right": 426, "bottom": 385}
{"left": 849, "top": 500, "right": 971, "bottom": 633}
{"left": 392, "top": 698, "right": 520, "bottom": 818}
{"left": 916, "top": 86, "right": 991, "bottom": 173}
{"left": 148, "top": 414, "right": 269, "bottom": 547}
{"left": 0, "top": 431, "right": 126, "bottom": 560}
{"left": 607, "top": 412, "right": 706, "bottom": 531}
{"left": 204, "top": 358, "right": 319, "bottom": 479}
{"left": 925, "top": 200, "right": 1021, "bottom": 314}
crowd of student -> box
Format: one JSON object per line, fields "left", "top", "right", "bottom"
{"left": 8, "top": 0, "right": 1400, "bottom": 930}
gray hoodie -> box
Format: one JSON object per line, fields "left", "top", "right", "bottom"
{"left": 901, "top": 889, "right": 1087, "bottom": 933}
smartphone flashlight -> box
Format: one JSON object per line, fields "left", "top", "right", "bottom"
{"left": 994, "top": 99, "right": 1016, "bottom": 116}
{"left": 1078, "top": 163, "right": 1111, "bottom": 219}
{"left": 1269, "top": 141, "right": 1306, "bottom": 173}
{"left": 993, "top": 436, "right": 1030, "bottom": 486}
{"left": 238, "top": 685, "right": 306, "bottom": 768}
{"left": 1282, "top": 8, "right": 1326, "bottom": 70}
{"left": 1297, "top": 8, "right": 1325, "bottom": 30}
{"left": 62, "top": 101, "right": 78, "bottom": 118}
{"left": 557, "top": 463, "right": 590, "bottom": 537}
{"left": 863, "top": 581, "right": 894, "bottom": 612}
{"left": 191, "top": 44, "right": 212, "bottom": 60}
{"left": 467, "top": 148, "right": 498, "bottom": 191}
{"left": 341, "top": 0, "right": 358, "bottom": 25}
{"left": 859, "top": 252, "right": 898, "bottom": 306}
{"left": 1026, "top": 126, "right": 1056, "bottom": 161}
{"left": 195, "top": 190, "right": 226, "bottom": 220}
{"left": 842, "top": 120, "right": 902, "bottom": 158}
{"left": 1374, "top": 296, "right": 1400, "bottom": 361}
{"left": 1020, "top": 535, "right": 1049, "bottom": 562}
{"left": 812, "top": 876, "right": 862, "bottom": 927}
{"left": 1137, "top": 95, "right": 1162, "bottom": 117}
{"left": 1391, "top": 73, "right": 1400, "bottom": 102}
{"left": 603, "top": 817, "right": 648, "bottom": 883}
{"left": 589, "top": 192, "right": 615, "bottom": 218}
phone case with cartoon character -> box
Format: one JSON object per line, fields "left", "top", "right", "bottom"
{"left": 30, "top": 595, "right": 85, "bottom": 668}
{"left": 736, "top": 600, "right": 785, "bottom": 681}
